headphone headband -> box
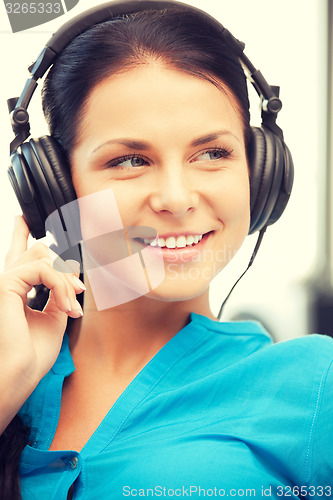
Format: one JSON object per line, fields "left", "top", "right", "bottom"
{"left": 44, "top": 1, "right": 232, "bottom": 57}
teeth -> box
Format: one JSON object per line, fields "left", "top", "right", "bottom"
{"left": 166, "top": 236, "right": 176, "bottom": 249}
{"left": 176, "top": 236, "right": 187, "bottom": 248}
{"left": 143, "top": 234, "right": 205, "bottom": 248}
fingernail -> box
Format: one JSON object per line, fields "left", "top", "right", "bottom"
{"left": 72, "top": 276, "right": 86, "bottom": 291}
{"left": 73, "top": 300, "right": 83, "bottom": 317}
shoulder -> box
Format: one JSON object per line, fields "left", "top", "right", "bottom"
{"left": 275, "top": 332, "right": 333, "bottom": 354}
{"left": 260, "top": 333, "right": 333, "bottom": 375}
{"left": 190, "top": 313, "right": 333, "bottom": 384}
{"left": 194, "top": 312, "right": 333, "bottom": 357}
{"left": 242, "top": 332, "right": 333, "bottom": 392}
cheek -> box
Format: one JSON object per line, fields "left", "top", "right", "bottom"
{"left": 74, "top": 186, "right": 129, "bottom": 242}
{"left": 212, "top": 173, "right": 251, "bottom": 229}
{"left": 71, "top": 166, "right": 136, "bottom": 236}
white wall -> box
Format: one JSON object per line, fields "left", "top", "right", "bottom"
{"left": 0, "top": 0, "right": 327, "bottom": 340}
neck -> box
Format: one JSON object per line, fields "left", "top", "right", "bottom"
{"left": 68, "top": 277, "right": 214, "bottom": 375}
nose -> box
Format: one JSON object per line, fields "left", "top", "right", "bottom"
{"left": 149, "top": 166, "right": 199, "bottom": 217}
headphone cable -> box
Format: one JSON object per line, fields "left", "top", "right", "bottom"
{"left": 217, "top": 226, "right": 267, "bottom": 320}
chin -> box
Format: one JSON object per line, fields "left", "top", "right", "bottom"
{"left": 145, "top": 276, "right": 212, "bottom": 303}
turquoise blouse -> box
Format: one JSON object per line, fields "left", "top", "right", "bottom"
{"left": 19, "top": 313, "right": 333, "bottom": 499}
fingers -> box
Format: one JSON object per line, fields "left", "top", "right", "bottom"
{"left": 3, "top": 259, "right": 85, "bottom": 318}
{"left": 5, "top": 216, "right": 30, "bottom": 269}
{"left": 46, "top": 265, "right": 84, "bottom": 319}
{"left": 3, "top": 231, "right": 86, "bottom": 318}
{"left": 40, "top": 256, "right": 85, "bottom": 318}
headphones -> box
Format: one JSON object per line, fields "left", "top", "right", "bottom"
{"left": 7, "top": 0, "right": 294, "bottom": 240}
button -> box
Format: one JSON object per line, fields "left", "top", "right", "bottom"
{"left": 69, "top": 456, "right": 78, "bottom": 469}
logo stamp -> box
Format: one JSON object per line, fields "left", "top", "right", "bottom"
{"left": 45, "top": 188, "right": 165, "bottom": 310}
{"left": 4, "top": 0, "right": 80, "bottom": 33}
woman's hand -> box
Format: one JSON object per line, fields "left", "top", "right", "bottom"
{"left": 0, "top": 216, "right": 85, "bottom": 433}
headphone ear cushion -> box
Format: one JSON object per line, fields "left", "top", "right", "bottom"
{"left": 8, "top": 136, "right": 76, "bottom": 239}
{"left": 249, "top": 127, "right": 275, "bottom": 233}
{"left": 37, "top": 136, "right": 76, "bottom": 205}
{"left": 248, "top": 126, "right": 265, "bottom": 217}
{"left": 248, "top": 126, "right": 294, "bottom": 234}
{"left": 8, "top": 149, "right": 46, "bottom": 238}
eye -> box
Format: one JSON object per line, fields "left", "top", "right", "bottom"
{"left": 105, "top": 154, "right": 150, "bottom": 168}
{"left": 194, "top": 147, "right": 233, "bottom": 162}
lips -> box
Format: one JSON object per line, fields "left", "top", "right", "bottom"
{"left": 133, "top": 231, "right": 213, "bottom": 263}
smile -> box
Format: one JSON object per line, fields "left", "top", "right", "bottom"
{"left": 143, "top": 234, "right": 204, "bottom": 249}
{"left": 134, "top": 231, "right": 214, "bottom": 263}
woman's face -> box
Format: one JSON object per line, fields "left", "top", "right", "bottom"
{"left": 71, "top": 62, "right": 250, "bottom": 304}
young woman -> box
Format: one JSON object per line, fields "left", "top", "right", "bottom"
{"left": 1, "top": 1, "right": 332, "bottom": 499}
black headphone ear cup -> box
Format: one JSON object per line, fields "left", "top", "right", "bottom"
{"left": 265, "top": 140, "right": 294, "bottom": 227}
{"left": 8, "top": 136, "right": 76, "bottom": 239}
{"left": 8, "top": 149, "right": 46, "bottom": 238}
{"left": 248, "top": 126, "right": 294, "bottom": 234}
{"left": 249, "top": 127, "right": 275, "bottom": 234}
{"left": 37, "top": 136, "right": 76, "bottom": 206}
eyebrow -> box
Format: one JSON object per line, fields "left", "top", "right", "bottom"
{"left": 91, "top": 129, "right": 240, "bottom": 155}
{"left": 92, "top": 139, "right": 150, "bottom": 155}
{"left": 190, "top": 130, "right": 240, "bottom": 147}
